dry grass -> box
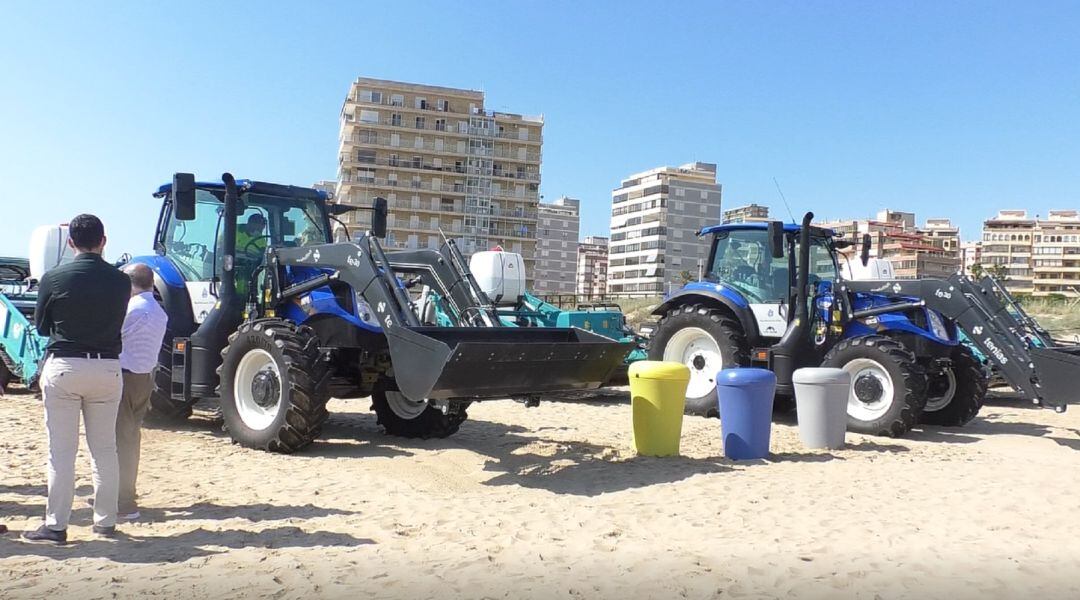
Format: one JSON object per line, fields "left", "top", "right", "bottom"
{"left": 614, "top": 296, "right": 663, "bottom": 328}
{"left": 1022, "top": 298, "right": 1080, "bottom": 341}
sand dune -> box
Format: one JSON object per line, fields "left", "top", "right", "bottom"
{"left": 2, "top": 388, "right": 1080, "bottom": 599}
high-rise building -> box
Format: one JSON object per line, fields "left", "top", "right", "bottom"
{"left": 981, "top": 209, "right": 1080, "bottom": 296}
{"left": 818, "top": 210, "right": 960, "bottom": 279}
{"left": 336, "top": 77, "right": 544, "bottom": 278}
{"left": 577, "top": 236, "right": 609, "bottom": 297}
{"left": 722, "top": 203, "right": 770, "bottom": 224}
{"left": 608, "top": 162, "right": 722, "bottom": 295}
{"left": 534, "top": 196, "right": 580, "bottom": 294}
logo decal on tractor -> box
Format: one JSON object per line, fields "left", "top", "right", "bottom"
{"left": 313, "top": 249, "right": 321, "bottom": 263}
{"left": 347, "top": 255, "right": 361, "bottom": 267}
{"left": 935, "top": 288, "right": 952, "bottom": 299}
{"left": 892, "top": 283, "right": 902, "bottom": 294}
{"left": 972, "top": 326, "right": 984, "bottom": 335}
{"left": 983, "top": 337, "right": 1008, "bottom": 364}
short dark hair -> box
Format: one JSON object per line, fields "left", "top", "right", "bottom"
{"left": 248, "top": 213, "right": 266, "bottom": 224}
{"left": 69, "top": 214, "right": 105, "bottom": 250}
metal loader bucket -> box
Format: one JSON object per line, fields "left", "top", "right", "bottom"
{"left": 385, "top": 326, "right": 635, "bottom": 402}
{"left": 1030, "top": 347, "right": 1080, "bottom": 410}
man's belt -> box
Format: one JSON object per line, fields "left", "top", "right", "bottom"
{"left": 49, "top": 351, "right": 120, "bottom": 360}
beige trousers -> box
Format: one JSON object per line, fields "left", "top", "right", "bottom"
{"left": 117, "top": 371, "right": 152, "bottom": 514}
{"left": 41, "top": 356, "right": 122, "bottom": 530}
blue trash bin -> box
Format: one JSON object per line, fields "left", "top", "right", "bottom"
{"left": 716, "top": 368, "right": 777, "bottom": 460}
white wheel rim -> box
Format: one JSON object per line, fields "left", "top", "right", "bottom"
{"left": 385, "top": 391, "right": 429, "bottom": 419}
{"left": 842, "top": 358, "right": 896, "bottom": 422}
{"left": 233, "top": 349, "right": 282, "bottom": 431}
{"left": 924, "top": 368, "right": 957, "bottom": 413}
{"left": 662, "top": 327, "right": 724, "bottom": 400}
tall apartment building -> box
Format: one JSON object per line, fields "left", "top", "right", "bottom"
{"left": 577, "top": 236, "right": 609, "bottom": 297}
{"left": 608, "top": 162, "right": 722, "bottom": 295}
{"left": 534, "top": 196, "right": 580, "bottom": 294}
{"left": 981, "top": 209, "right": 1080, "bottom": 296}
{"left": 818, "top": 210, "right": 960, "bottom": 279}
{"left": 336, "top": 77, "right": 544, "bottom": 278}
{"left": 722, "top": 203, "right": 770, "bottom": 224}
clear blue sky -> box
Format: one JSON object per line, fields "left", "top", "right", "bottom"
{"left": 2, "top": 1, "right": 1078, "bottom": 259}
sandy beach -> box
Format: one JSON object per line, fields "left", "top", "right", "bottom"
{"left": 2, "top": 388, "right": 1079, "bottom": 599}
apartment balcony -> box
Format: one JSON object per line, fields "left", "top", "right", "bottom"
{"left": 340, "top": 153, "right": 540, "bottom": 183}
{"left": 339, "top": 176, "right": 539, "bottom": 203}
{"left": 339, "top": 131, "right": 542, "bottom": 164}
{"left": 340, "top": 113, "right": 542, "bottom": 144}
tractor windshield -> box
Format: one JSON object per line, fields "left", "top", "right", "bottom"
{"left": 707, "top": 229, "right": 839, "bottom": 303}
{"left": 161, "top": 189, "right": 331, "bottom": 283}
{"left": 708, "top": 230, "right": 789, "bottom": 303}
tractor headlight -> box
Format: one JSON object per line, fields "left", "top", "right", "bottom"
{"left": 926, "top": 309, "right": 948, "bottom": 340}
{"left": 355, "top": 294, "right": 375, "bottom": 325}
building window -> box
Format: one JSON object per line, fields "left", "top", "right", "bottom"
{"left": 390, "top": 94, "right": 404, "bottom": 107}
{"left": 415, "top": 116, "right": 425, "bottom": 129}
{"left": 391, "top": 113, "right": 402, "bottom": 126}
{"left": 435, "top": 119, "right": 446, "bottom": 131}
{"left": 437, "top": 99, "right": 449, "bottom": 111}
{"left": 356, "top": 149, "right": 375, "bottom": 164}
{"left": 359, "top": 109, "right": 379, "bottom": 124}
{"left": 415, "top": 97, "right": 427, "bottom": 110}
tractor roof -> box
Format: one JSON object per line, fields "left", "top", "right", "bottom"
{"left": 699, "top": 222, "right": 835, "bottom": 237}
{"left": 154, "top": 179, "right": 329, "bottom": 202}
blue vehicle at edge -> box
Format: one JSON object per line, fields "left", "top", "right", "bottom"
{"left": 647, "top": 212, "right": 986, "bottom": 438}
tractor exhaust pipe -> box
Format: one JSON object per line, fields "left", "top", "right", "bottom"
{"left": 769, "top": 211, "right": 815, "bottom": 395}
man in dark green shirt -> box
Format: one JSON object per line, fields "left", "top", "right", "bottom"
{"left": 23, "top": 214, "right": 130, "bottom": 545}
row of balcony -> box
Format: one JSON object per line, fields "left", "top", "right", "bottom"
{"left": 339, "top": 176, "right": 539, "bottom": 202}
{"left": 340, "top": 131, "right": 542, "bottom": 163}
{"left": 341, "top": 113, "right": 542, "bottom": 143}
{"left": 339, "top": 154, "right": 540, "bottom": 182}
{"left": 384, "top": 220, "right": 535, "bottom": 241}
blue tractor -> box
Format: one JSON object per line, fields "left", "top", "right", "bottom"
{"left": 125, "top": 173, "right": 632, "bottom": 452}
{"left": 647, "top": 212, "right": 1080, "bottom": 437}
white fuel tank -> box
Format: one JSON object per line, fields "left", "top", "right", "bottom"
{"left": 841, "top": 256, "right": 895, "bottom": 281}
{"left": 28, "top": 224, "right": 74, "bottom": 281}
{"left": 468, "top": 250, "right": 526, "bottom": 306}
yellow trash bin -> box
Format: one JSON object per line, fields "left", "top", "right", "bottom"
{"left": 629, "top": 360, "right": 691, "bottom": 457}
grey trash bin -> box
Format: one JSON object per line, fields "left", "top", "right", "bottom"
{"left": 793, "top": 367, "right": 851, "bottom": 449}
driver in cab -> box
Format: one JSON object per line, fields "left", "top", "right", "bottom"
{"left": 234, "top": 213, "right": 267, "bottom": 298}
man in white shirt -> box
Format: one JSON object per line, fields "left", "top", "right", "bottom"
{"left": 116, "top": 263, "right": 168, "bottom": 520}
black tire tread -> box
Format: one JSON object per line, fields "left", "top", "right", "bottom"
{"left": 823, "top": 335, "right": 927, "bottom": 438}
{"left": 218, "top": 318, "right": 330, "bottom": 453}
{"left": 919, "top": 345, "right": 987, "bottom": 427}
{"left": 371, "top": 384, "right": 470, "bottom": 439}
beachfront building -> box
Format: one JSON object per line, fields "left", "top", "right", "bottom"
{"left": 981, "top": 209, "right": 1080, "bottom": 296}
{"left": 608, "top": 162, "right": 722, "bottom": 296}
{"left": 722, "top": 203, "right": 770, "bottom": 224}
{"left": 961, "top": 241, "right": 982, "bottom": 275}
{"left": 534, "top": 196, "right": 580, "bottom": 294}
{"left": 336, "top": 77, "right": 544, "bottom": 280}
{"left": 818, "top": 210, "right": 960, "bottom": 279}
{"left": 577, "top": 236, "right": 609, "bottom": 297}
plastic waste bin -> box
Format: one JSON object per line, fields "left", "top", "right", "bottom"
{"left": 716, "top": 368, "right": 776, "bottom": 460}
{"left": 629, "top": 361, "right": 690, "bottom": 457}
{"left": 793, "top": 367, "right": 850, "bottom": 449}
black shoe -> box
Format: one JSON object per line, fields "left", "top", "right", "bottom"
{"left": 21, "top": 524, "right": 67, "bottom": 545}
{"left": 92, "top": 524, "right": 117, "bottom": 538}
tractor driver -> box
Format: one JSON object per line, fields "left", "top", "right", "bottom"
{"left": 233, "top": 213, "right": 268, "bottom": 298}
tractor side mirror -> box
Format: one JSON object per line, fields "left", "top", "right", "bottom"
{"left": 172, "top": 172, "right": 197, "bottom": 221}
{"left": 860, "top": 233, "right": 872, "bottom": 266}
{"left": 371, "top": 197, "right": 388, "bottom": 238}
{"left": 767, "top": 221, "right": 784, "bottom": 259}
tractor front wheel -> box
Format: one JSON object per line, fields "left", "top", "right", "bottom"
{"left": 218, "top": 319, "right": 330, "bottom": 453}
{"left": 371, "top": 383, "right": 470, "bottom": 439}
{"left": 919, "top": 345, "right": 987, "bottom": 427}
{"left": 822, "top": 335, "right": 927, "bottom": 437}
{"left": 648, "top": 304, "right": 750, "bottom": 417}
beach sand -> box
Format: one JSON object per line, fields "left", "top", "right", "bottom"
{"left": 2, "top": 388, "right": 1079, "bottom": 599}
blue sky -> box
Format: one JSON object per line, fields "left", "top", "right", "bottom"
{"left": 2, "top": 1, "right": 1078, "bottom": 259}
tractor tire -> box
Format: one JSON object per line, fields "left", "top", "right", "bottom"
{"left": 919, "top": 345, "right": 987, "bottom": 427}
{"left": 0, "top": 357, "right": 11, "bottom": 394}
{"left": 146, "top": 360, "right": 194, "bottom": 423}
{"left": 647, "top": 303, "right": 750, "bottom": 418}
{"left": 371, "top": 383, "right": 470, "bottom": 439}
{"left": 217, "top": 319, "right": 330, "bottom": 453}
{"left": 822, "top": 335, "right": 927, "bottom": 437}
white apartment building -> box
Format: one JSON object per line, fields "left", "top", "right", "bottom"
{"left": 336, "top": 77, "right": 543, "bottom": 279}
{"left": 534, "top": 196, "right": 580, "bottom": 294}
{"left": 982, "top": 209, "right": 1080, "bottom": 296}
{"left": 608, "top": 162, "right": 722, "bottom": 295}
{"left": 577, "top": 236, "right": 609, "bottom": 297}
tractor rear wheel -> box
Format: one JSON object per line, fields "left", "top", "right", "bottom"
{"left": 648, "top": 303, "right": 750, "bottom": 418}
{"left": 218, "top": 319, "right": 330, "bottom": 453}
{"left": 822, "top": 335, "right": 927, "bottom": 437}
{"left": 371, "top": 383, "right": 470, "bottom": 439}
{"left": 919, "top": 345, "right": 987, "bottom": 427}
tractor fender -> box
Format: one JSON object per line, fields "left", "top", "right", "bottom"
{"left": 652, "top": 285, "right": 761, "bottom": 345}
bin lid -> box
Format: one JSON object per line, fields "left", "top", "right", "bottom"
{"left": 716, "top": 367, "right": 776, "bottom": 387}
{"left": 792, "top": 367, "right": 851, "bottom": 385}
{"left": 629, "top": 360, "right": 691, "bottom": 381}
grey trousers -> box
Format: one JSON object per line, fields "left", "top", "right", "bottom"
{"left": 41, "top": 356, "right": 122, "bottom": 530}
{"left": 117, "top": 371, "right": 152, "bottom": 514}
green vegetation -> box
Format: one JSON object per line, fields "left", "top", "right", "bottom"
{"left": 615, "top": 296, "right": 663, "bottom": 328}
{"left": 1017, "top": 296, "right": 1080, "bottom": 340}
